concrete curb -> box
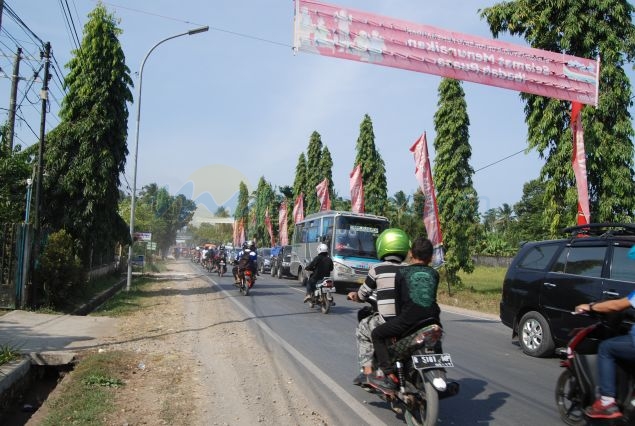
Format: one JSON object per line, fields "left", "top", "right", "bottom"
{"left": 0, "top": 276, "right": 126, "bottom": 416}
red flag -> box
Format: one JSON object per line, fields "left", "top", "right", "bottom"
{"left": 233, "top": 219, "right": 246, "bottom": 247}
{"left": 265, "top": 208, "right": 275, "bottom": 247}
{"left": 349, "top": 164, "right": 364, "bottom": 213}
{"left": 293, "top": 193, "right": 304, "bottom": 224}
{"left": 316, "top": 178, "right": 331, "bottom": 211}
{"left": 410, "top": 132, "right": 444, "bottom": 266}
{"left": 278, "top": 201, "right": 289, "bottom": 245}
{"left": 571, "top": 102, "right": 590, "bottom": 225}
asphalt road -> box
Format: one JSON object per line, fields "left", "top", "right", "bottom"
{"left": 193, "top": 262, "right": 565, "bottom": 425}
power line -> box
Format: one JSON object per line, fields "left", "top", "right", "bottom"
{"left": 474, "top": 148, "right": 528, "bottom": 173}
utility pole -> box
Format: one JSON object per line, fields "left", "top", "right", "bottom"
{"left": 6, "top": 47, "right": 22, "bottom": 152}
{"left": 30, "top": 42, "right": 51, "bottom": 307}
{"left": 0, "top": 0, "right": 4, "bottom": 33}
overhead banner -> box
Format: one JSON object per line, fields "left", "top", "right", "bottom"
{"left": 294, "top": 0, "right": 599, "bottom": 106}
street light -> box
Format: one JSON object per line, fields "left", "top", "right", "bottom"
{"left": 127, "top": 26, "right": 209, "bottom": 291}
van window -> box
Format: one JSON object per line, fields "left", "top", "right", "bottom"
{"left": 552, "top": 246, "right": 606, "bottom": 278}
{"left": 610, "top": 246, "right": 635, "bottom": 282}
{"left": 518, "top": 244, "right": 560, "bottom": 270}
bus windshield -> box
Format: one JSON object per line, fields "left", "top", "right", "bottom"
{"left": 333, "top": 215, "right": 388, "bottom": 259}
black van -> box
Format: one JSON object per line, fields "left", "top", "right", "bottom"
{"left": 271, "top": 245, "right": 293, "bottom": 279}
{"left": 500, "top": 223, "right": 635, "bottom": 357}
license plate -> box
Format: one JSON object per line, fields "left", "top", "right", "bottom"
{"left": 412, "top": 353, "right": 454, "bottom": 369}
{"left": 321, "top": 287, "right": 336, "bottom": 293}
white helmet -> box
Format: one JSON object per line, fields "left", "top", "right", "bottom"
{"left": 317, "top": 243, "right": 329, "bottom": 254}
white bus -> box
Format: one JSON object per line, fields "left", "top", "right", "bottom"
{"left": 289, "top": 210, "right": 390, "bottom": 290}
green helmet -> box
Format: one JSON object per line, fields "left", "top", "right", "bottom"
{"left": 375, "top": 228, "right": 411, "bottom": 260}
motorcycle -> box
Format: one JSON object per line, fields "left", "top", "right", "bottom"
{"left": 357, "top": 310, "right": 459, "bottom": 426}
{"left": 555, "top": 313, "right": 635, "bottom": 425}
{"left": 218, "top": 260, "right": 226, "bottom": 277}
{"left": 237, "top": 268, "right": 254, "bottom": 296}
{"left": 308, "top": 277, "right": 335, "bottom": 314}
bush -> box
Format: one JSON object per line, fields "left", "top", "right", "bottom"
{"left": 38, "top": 229, "right": 85, "bottom": 309}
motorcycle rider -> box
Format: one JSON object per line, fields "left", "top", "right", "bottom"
{"left": 575, "top": 291, "right": 635, "bottom": 419}
{"left": 303, "top": 243, "right": 334, "bottom": 303}
{"left": 369, "top": 236, "right": 441, "bottom": 392}
{"left": 347, "top": 228, "right": 410, "bottom": 386}
{"left": 233, "top": 241, "right": 258, "bottom": 285}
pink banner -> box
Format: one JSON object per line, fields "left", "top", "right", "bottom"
{"left": 233, "top": 219, "right": 246, "bottom": 248}
{"left": 293, "top": 193, "right": 305, "bottom": 224}
{"left": 571, "top": 102, "right": 590, "bottom": 225}
{"left": 349, "top": 164, "right": 364, "bottom": 213}
{"left": 278, "top": 201, "right": 289, "bottom": 245}
{"left": 410, "top": 132, "right": 444, "bottom": 266}
{"left": 265, "top": 208, "right": 275, "bottom": 247}
{"left": 316, "top": 178, "right": 331, "bottom": 211}
{"left": 294, "top": 0, "right": 599, "bottom": 106}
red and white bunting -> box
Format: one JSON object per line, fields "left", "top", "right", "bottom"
{"left": 349, "top": 164, "right": 364, "bottom": 213}
{"left": 571, "top": 102, "right": 590, "bottom": 226}
{"left": 278, "top": 201, "right": 289, "bottom": 245}
{"left": 293, "top": 193, "right": 305, "bottom": 224}
{"left": 316, "top": 178, "right": 331, "bottom": 211}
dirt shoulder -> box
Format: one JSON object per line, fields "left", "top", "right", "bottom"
{"left": 29, "top": 260, "right": 330, "bottom": 426}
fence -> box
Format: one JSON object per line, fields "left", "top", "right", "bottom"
{"left": 473, "top": 255, "right": 513, "bottom": 268}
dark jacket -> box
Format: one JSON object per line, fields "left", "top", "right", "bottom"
{"left": 305, "top": 252, "right": 333, "bottom": 284}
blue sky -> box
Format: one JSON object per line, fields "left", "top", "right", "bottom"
{"left": 3, "top": 1, "right": 633, "bottom": 221}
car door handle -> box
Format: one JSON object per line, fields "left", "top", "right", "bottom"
{"left": 543, "top": 282, "right": 557, "bottom": 288}
{"left": 603, "top": 290, "right": 620, "bottom": 297}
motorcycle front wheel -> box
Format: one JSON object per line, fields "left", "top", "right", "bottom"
{"left": 555, "top": 369, "right": 586, "bottom": 426}
{"left": 404, "top": 379, "right": 439, "bottom": 426}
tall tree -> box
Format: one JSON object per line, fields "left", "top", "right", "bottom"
{"left": 433, "top": 78, "right": 479, "bottom": 283}
{"left": 252, "top": 176, "right": 276, "bottom": 247}
{"left": 317, "top": 145, "right": 334, "bottom": 207}
{"left": 43, "top": 4, "right": 133, "bottom": 266}
{"left": 304, "top": 131, "right": 323, "bottom": 214}
{"left": 234, "top": 181, "right": 250, "bottom": 237}
{"left": 354, "top": 114, "right": 387, "bottom": 215}
{"left": 292, "top": 152, "right": 308, "bottom": 207}
{"left": 482, "top": 0, "right": 635, "bottom": 233}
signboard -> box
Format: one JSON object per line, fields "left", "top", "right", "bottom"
{"left": 134, "top": 232, "right": 152, "bottom": 242}
{"left": 294, "top": 0, "right": 599, "bottom": 106}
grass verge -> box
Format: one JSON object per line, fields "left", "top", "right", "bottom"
{"left": 437, "top": 266, "right": 506, "bottom": 316}
{"left": 38, "top": 351, "right": 132, "bottom": 426}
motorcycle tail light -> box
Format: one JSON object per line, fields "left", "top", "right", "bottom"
{"left": 413, "top": 324, "right": 443, "bottom": 347}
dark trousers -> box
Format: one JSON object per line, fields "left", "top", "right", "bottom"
{"left": 371, "top": 304, "right": 439, "bottom": 373}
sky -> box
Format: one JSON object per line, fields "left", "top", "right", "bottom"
{"left": 3, "top": 1, "right": 633, "bottom": 223}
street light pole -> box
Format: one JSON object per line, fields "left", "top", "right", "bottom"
{"left": 127, "top": 26, "right": 209, "bottom": 291}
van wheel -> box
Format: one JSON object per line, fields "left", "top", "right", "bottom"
{"left": 297, "top": 268, "right": 304, "bottom": 286}
{"left": 518, "top": 311, "right": 555, "bottom": 357}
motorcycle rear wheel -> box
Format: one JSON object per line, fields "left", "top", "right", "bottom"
{"left": 321, "top": 295, "right": 331, "bottom": 314}
{"left": 555, "top": 369, "right": 586, "bottom": 426}
{"left": 404, "top": 380, "right": 438, "bottom": 426}
{"left": 240, "top": 277, "right": 250, "bottom": 296}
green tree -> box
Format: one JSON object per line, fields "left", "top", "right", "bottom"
{"left": 43, "top": 4, "right": 133, "bottom": 266}
{"left": 252, "top": 176, "right": 276, "bottom": 246}
{"left": 482, "top": 0, "right": 635, "bottom": 233}
{"left": 354, "top": 114, "right": 387, "bottom": 215}
{"left": 433, "top": 78, "right": 479, "bottom": 283}
{"left": 0, "top": 145, "right": 33, "bottom": 224}
{"left": 317, "top": 145, "right": 334, "bottom": 208}
{"left": 386, "top": 191, "right": 411, "bottom": 230}
{"left": 234, "top": 181, "right": 250, "bottom": 238}
{"left": 405, "top": 188, "right": 427, "bottom": 239}
{"left": 292, "top": 153, "right": 307, "bottom": 209}
{"left": 512, "top": 178, "right": 550, "bottom": 244}
{"left": 305, "top": 131, "right": 323, "bottom": 214}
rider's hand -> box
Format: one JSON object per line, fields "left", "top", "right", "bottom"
{"left": 574, "top": 304, "right": 590, "bottom": 314}
{"left": 347, "top": 291, "right": 358, "bottom": 302}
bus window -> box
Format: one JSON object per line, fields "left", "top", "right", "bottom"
{"left": 322, "top": 216, "right": 334, "bottom": 245}
{"left": 294, "top": 223, "right": 305, "bottom": 244}
{"left": 307, "top": 220, "right": 319, "bottom": 242}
